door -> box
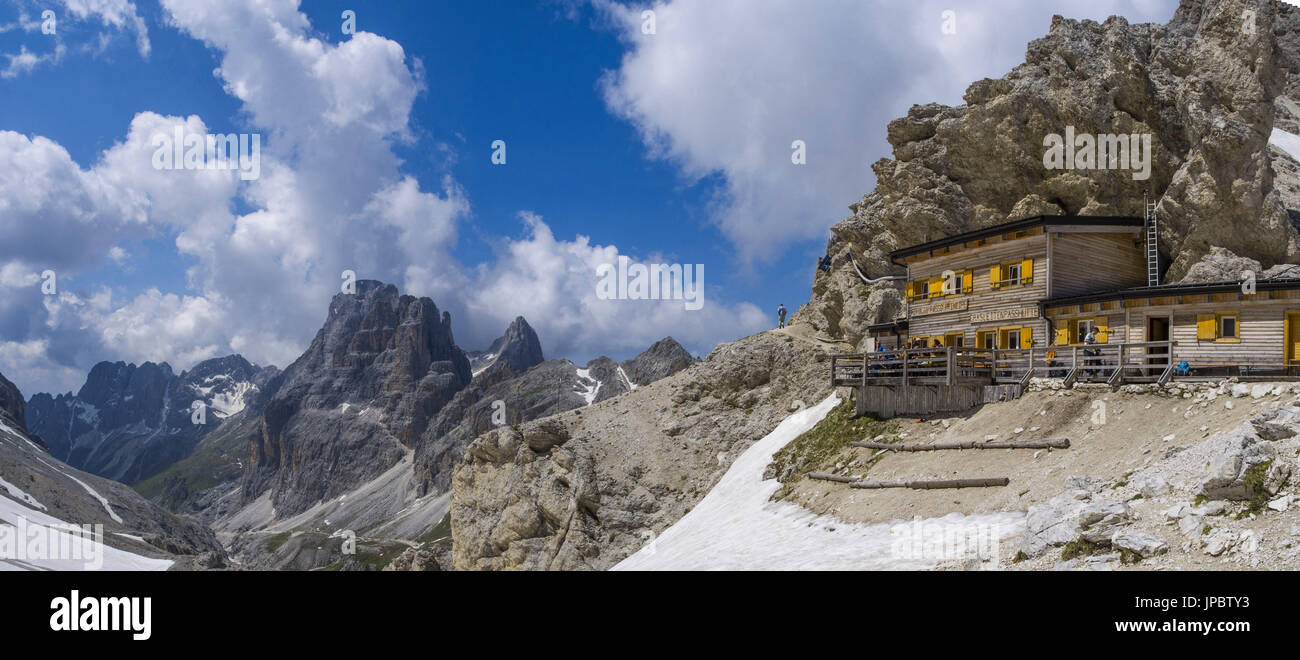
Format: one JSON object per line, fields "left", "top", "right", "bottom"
{"left": 1287, "top": 312, "right": 1300, "bottom": 366}
{"left": 1147, "top": 315, "right": 1171, "bottom": 377}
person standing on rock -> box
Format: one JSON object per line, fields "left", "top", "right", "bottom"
{"left": 777, "top": 304, "right": 787, "bottom": 328}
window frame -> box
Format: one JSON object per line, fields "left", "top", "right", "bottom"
{"left": 1216, "top": 312, "right": 1241, "bottom": 343}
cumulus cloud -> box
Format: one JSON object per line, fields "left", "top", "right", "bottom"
{"left": 1, "top": 0, "right": 764, "bottom": 395}
{"left": 594, "top": 0, "right": 1178, "bottom": 262}
{"left": 461, "top": 212, "right": 766, "bottom": 361}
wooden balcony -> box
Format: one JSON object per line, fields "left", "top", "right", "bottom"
{"left": 830, "top": 341, "right": 1179, "bottom": 389}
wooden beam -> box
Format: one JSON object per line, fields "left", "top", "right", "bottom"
{"left": 849, "top": 438, "right": 1069, "bottom": 452}
{"left": 808, "top": 473, "right": 1010, "bottom": 489}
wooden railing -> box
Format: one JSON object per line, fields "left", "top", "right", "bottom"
{"left": 830, "top": 341, "right": 1177, "bottom": 388}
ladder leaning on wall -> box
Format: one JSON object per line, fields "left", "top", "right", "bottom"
{"left": 1144, "top": 190, "right": 1159, "bottom": 287}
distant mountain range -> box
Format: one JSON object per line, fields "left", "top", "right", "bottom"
{"left": 3, "top": 279, "right": 693, "bottom": 570}
{"left": 25, "top": 356, "right": 278, "bottom": 484}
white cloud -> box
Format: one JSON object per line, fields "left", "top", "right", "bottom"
{"left": 0, "top": 0, "right": 150, "bottom": 78}
{"left": 61, "top": 0, "right": 151, "bottom": 57}
{"left": 3, "top": 0, "right": 796, "bottom": 395}
{"left": 461, "top": 212, "right": 766, "bottom": 360}
{"left": 595, "top": 0, "right": 1178, "bottom": 262}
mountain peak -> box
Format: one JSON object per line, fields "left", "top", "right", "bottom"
{"left": 470, "top": 316, "right": 545, "bottom": 377}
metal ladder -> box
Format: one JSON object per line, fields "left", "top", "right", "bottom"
{"left": 1144, "top": 191, "right": 1159, "bottom": 287}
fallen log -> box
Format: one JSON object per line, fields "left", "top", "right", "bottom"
{"left": 807, "top": 473, "right": 1009, "bottom": 490}
{"left": 849, "top": 438, "right": 1069, "bottom": 452}
{"left": 849, "top": 477, "right": 1010, "bottom": 490}
{"left": 807, "top": 472, "right": 856, "bottom": 483}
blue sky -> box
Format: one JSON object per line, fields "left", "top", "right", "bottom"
{"left": 0, "top": 0, "right": 1180, "bottom": 396}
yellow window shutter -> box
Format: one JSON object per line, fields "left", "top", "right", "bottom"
{"left": 906, "top": 281, "right": 915, "bottom": 299}
{"left": 929, "top": 278, "right": 943, "bottom": 296}
{"left": 1196, "top": 314, "right": 1216, "bottom": 340}
{"left": 962, "top": 270, "right": 973, "bottom": 293}
{"left": 1021, "top": 259, "right": 1034, "bottom": 284}
{"left": 1020, "top": 327, "right": 1032, "bottom": 348}
{"left": 1055, "top": 327, "right": 1070, "bottom": 345}
{"left": 1095, "top": 324, "right": 1109, "bottom": 343}
{"left": 990, "top": 265, "right": 1002, "bottom": 289}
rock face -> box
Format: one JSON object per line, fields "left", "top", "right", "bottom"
{"left": 240, "top": 280, "right": 473, "bottom": 518}
{"left": 803, "top": 0, "right": 1300, "bottom": 347}
{"left": 411, "top": 331, "right": 693, "bottom": 498}
{"left": 0, "top": 370, "right": 224, "bottom": 566}
{"left": 0, "top": 371, "right": 26, "bottom": 433}
{"left": 467, "top": 316, "right": 545, "bottom": 376}
{"left": 451, "top": 330, "right": 830, "bottom": 570}
{"left": 24, "top": 356, "right": 276, "bottom": 484}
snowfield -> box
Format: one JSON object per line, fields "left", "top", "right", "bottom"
{"left": 615, "top": 394, "right": 1025, "bottom": 570}
{"left": 0, "top": 495, "right": 172, "bottom": 571}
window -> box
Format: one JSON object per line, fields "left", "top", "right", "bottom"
{"left": 1197, "top": 312, "right": 1240, "bottom": 342}
{"left": 906, "top": 271, "right": 972, "bottom": 301}
{"left": 998, "top": 326, "right": 1031, "bottom": 349}
{"left": 1218, "top": 312, "right": 1240, "bottom": 342}
{"left": 990, "top": 259, "right": 1034, "bottom": 289}
{"left": 1076, "top": 319, "right": 1095, "bottom": 342}
{"left": 977, "top": 330, "right": 996, "bottom": 350}
{"left": 1066, "top": 318, "right": 1109, "bottom": 344}
{"left": 944, "top": 332, "right": 965, "bottom": 347}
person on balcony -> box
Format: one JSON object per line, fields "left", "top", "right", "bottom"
{"left": 1045, "top": 340, "right": 1060, "bottom": 378}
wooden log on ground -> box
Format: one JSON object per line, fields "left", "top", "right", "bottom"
{"left": 806, "top": 473, "right": 1009, "bottom": 489}
{"left": 849, "top": 438, "right": 1069, "bottom": 452}
{"left": 806, "top": 472, "right": 856, "bottom": 483}
{"left": 849, "top": 477, "right": 1010, "bottom": 490}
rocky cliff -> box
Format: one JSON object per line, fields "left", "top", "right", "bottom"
{"left": 240, "top": 280, "right": 473, "bottom": 518}
{"left": 802, "top": 0, "right": 1300, "bottom": 347}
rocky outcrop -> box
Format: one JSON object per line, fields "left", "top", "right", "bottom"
{"left": 412, "top": 334, "right": 694, "bottom": 497}
{"left": 803, "top": 0, "right": 1300, "bottom": 347}
{"left": 451, "top": 420, "right": 604, "bottom": 570}
{"left": 450, "top": 330, "right": 831, "bottom": 570}
{"left": 240, "top": 280, "right": 473, "bottom": 518}
{"left": 24, "top": 355, "right": 276, "bottom": 484}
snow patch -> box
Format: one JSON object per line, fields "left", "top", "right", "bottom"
{"left": 0, "top": 475, "right": 46, "bottom": 511}
{"left": 0, "top": 496, "right": 171, "bottom": 571}
{"left": 616, "top": 365, "right": 638, "bottom": 391}
{"left": 574, "top": 367, "right": 601, "bottom": 405}
{"left": 614, "top": 395, "right": 1024, "bottom": 570}
{"left": 1270, "top": 128, "right": 1300, "bottom": 163}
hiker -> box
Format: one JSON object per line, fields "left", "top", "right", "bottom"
{"left": 1083, "top": 327, "right": 1098, "bottom": 379}
{"left": 777, "top": 304, "right": 787, "bottom": 328}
